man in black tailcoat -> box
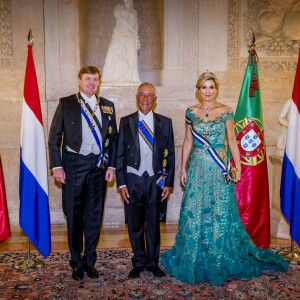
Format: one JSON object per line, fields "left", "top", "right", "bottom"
{"left": 48, "top": 66, "right": 117, "bottom": 280}
{"left": 116, "top": 82, "right": 175, "bottom": 278}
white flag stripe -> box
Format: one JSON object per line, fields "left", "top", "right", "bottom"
{"left": 20, "top": 98, "right": 48, "bottom": 194}
{"left": 285, "top": 100, "right": 300, "bottom": 179}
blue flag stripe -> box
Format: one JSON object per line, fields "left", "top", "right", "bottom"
{"left": 19, "top": 153, "right": 51, "bottom": 257}
{"left": 280, "top": 153, "right": 300, "bottom": 245}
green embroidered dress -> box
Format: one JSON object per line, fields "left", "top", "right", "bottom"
{"left": 161, "top": 108, "right": 288, "bottom": 285}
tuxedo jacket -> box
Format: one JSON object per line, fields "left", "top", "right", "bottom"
{"left": 116, "top": 111, "right": 175, "bottom": 188}
{"left": 48, "top": 94, "right": 118, "bottom": 169}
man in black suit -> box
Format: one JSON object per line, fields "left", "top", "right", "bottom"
{"left": 116, "top": 82, "right": 175, "bottom": 278}
{"left": 48, "top": 66, "right": 117, "bottom": 280}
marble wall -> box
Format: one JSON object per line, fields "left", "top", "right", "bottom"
{"left": 0, "top": 0, "right": 298, "bottom": 237}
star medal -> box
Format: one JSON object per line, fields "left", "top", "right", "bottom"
{"left": 104, "top": 139, "right": 109, "bottom": 147}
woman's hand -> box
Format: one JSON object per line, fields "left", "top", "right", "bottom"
{"left": 235, "top": 168, "right": 241, "bottom": 183}
{"left": 180, "top": 170, "right": 187, "bottom": 187}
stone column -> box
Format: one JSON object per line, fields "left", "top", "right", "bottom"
{"left": 44, "top": 0, "right": 81, "bottom": 224}
{"left": 163, "top": 0, "right": 199, "bottom": 86}
{"left": 269, "top": 155, "right": 290, "bottom": 240}
{"left": 198, "top": 0, "right": 228, "bottom": 72}
{"left": 44, "top": 0, "right": 80, "bottom": 100}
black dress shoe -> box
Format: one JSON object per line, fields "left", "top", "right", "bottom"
{"left": 83, "top": 266, "right": 99, "bottom": 279}
{"left": 72, "top": 267, "right": 84, "bottom": 280}
{"left": 128, "top": 267, "right": 142, "bottom": 279}
{"left": 146, "top": 266, "right": 166, "bottom": 277}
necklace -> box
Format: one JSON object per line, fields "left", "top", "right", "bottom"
{"left": 76, "top": 93, "right": 100, "bottom": 128}
{"left": 91, "top": 102, "right": 99, "bottom": 117}
{"left": 205, "top": 108, "right": 210, "bottom": 117}
{"left": 202, "top": 103, "right": 216, "bottom": 117}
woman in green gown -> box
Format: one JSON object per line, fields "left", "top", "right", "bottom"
{"left": 161, "top": 72, "right": 289, "bottom": 285}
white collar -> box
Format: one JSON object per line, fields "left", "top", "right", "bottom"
{"left": 138, "top": 110, "right": 153, "bottom": 120}
{"left": 80, "top": 92, "right": 97, "bottom": 103}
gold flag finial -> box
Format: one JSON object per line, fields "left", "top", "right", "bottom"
{"left": 249, "top": 31, "right": 255, "bottom": 49}
{"left": 27, "top": 29, "right": 33, "bottom": 45}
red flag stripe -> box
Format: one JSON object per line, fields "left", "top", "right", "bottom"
{"left": 23, "top": 44, "right": 43, "bottom": 125}
{"left": 0, "top": 157, "right": 11, "bottom": 243}
{"left": 292, "top": 49, "right": 300, "bottom": 113}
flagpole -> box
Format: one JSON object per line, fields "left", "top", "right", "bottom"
{"left": 12, "top": 237, "right": 43, "bottom": 270}
{"left": 12, "top": 29, "right": 45, "bottom": 271}
{"left": 283, "top": 238, "right": 300, "bottom": 262}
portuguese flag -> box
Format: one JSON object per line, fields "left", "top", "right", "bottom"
{"left": 234, "top": 48, "right": 270, "bottom": 249}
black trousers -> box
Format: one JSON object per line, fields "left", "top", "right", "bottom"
{"left": 63, "top": 152, "right": 106, "bottom": 268}
{"left": 125, "top": 172, "right": 162, "bottom": 270}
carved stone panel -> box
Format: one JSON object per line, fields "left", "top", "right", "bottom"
{"left": 227, "top": 0, "right": 239, "bottom": 58}
{"left": 0, "top": 0, "right": 13, "bottom": 69}
{"left": 243, "top": 0, "right": 300, "bottom": 56}
{"left": 228, "top": 0, "right": 299, "bottom": 72}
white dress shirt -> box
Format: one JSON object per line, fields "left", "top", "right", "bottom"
{"left": 66, "top": 92, "right": 102, "bottom": 155}
{"left": 127, "top": 110, "right": 154, "bottom": 177}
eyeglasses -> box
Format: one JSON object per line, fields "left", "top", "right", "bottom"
{"left": 138, "top": 92, "right": 156, "bottom": 99}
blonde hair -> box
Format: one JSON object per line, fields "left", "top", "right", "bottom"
{"left": 196, "top": 71, "right": 219, "bottom": 98}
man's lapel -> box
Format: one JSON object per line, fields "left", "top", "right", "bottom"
{"left": 72, "top": 95, "right": 82, "bottom": 134}
{"left": 99, "top": 100, "right": 110, "bottom": 141}
{"left": 153, "top": 113, "right": 162, "bottom": 157}
{"left": 129, "top": 112, "right": 139, "bottom": 149}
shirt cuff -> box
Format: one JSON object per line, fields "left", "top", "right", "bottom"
{"left": 52, "top": 166, "right": 63, "bottom": 171}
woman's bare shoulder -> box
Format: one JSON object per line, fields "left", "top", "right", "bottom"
{"left": 216, "top": 102, "right": 233, "bottom": 113}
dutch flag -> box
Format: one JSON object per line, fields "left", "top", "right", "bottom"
{"left": 280, "top": 49, "right": 300, "bottom": 246}
{"left": 19, "top": 42, "right": 51, "bottom": 257}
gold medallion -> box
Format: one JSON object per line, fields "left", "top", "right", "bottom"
{"left": 164, "top": 148, "right": 168, "bottom": 157}
{"left": 219, "top": 150, "right": 226, "bottom": 159}
{"left": 163, "top": 159, "right": 167, "bottom": 168}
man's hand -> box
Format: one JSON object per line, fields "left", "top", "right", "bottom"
{"left": 161, "top": 186, "right": 171, "bottom": 201}
{"left": 53, "top": 168, "right": 65, "bottom": 184}
{"left": 120, "top": 187, "right": 130, "bottom": 204}
{"left": 105, "top": 168, "right": 116, "bottom": 182}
